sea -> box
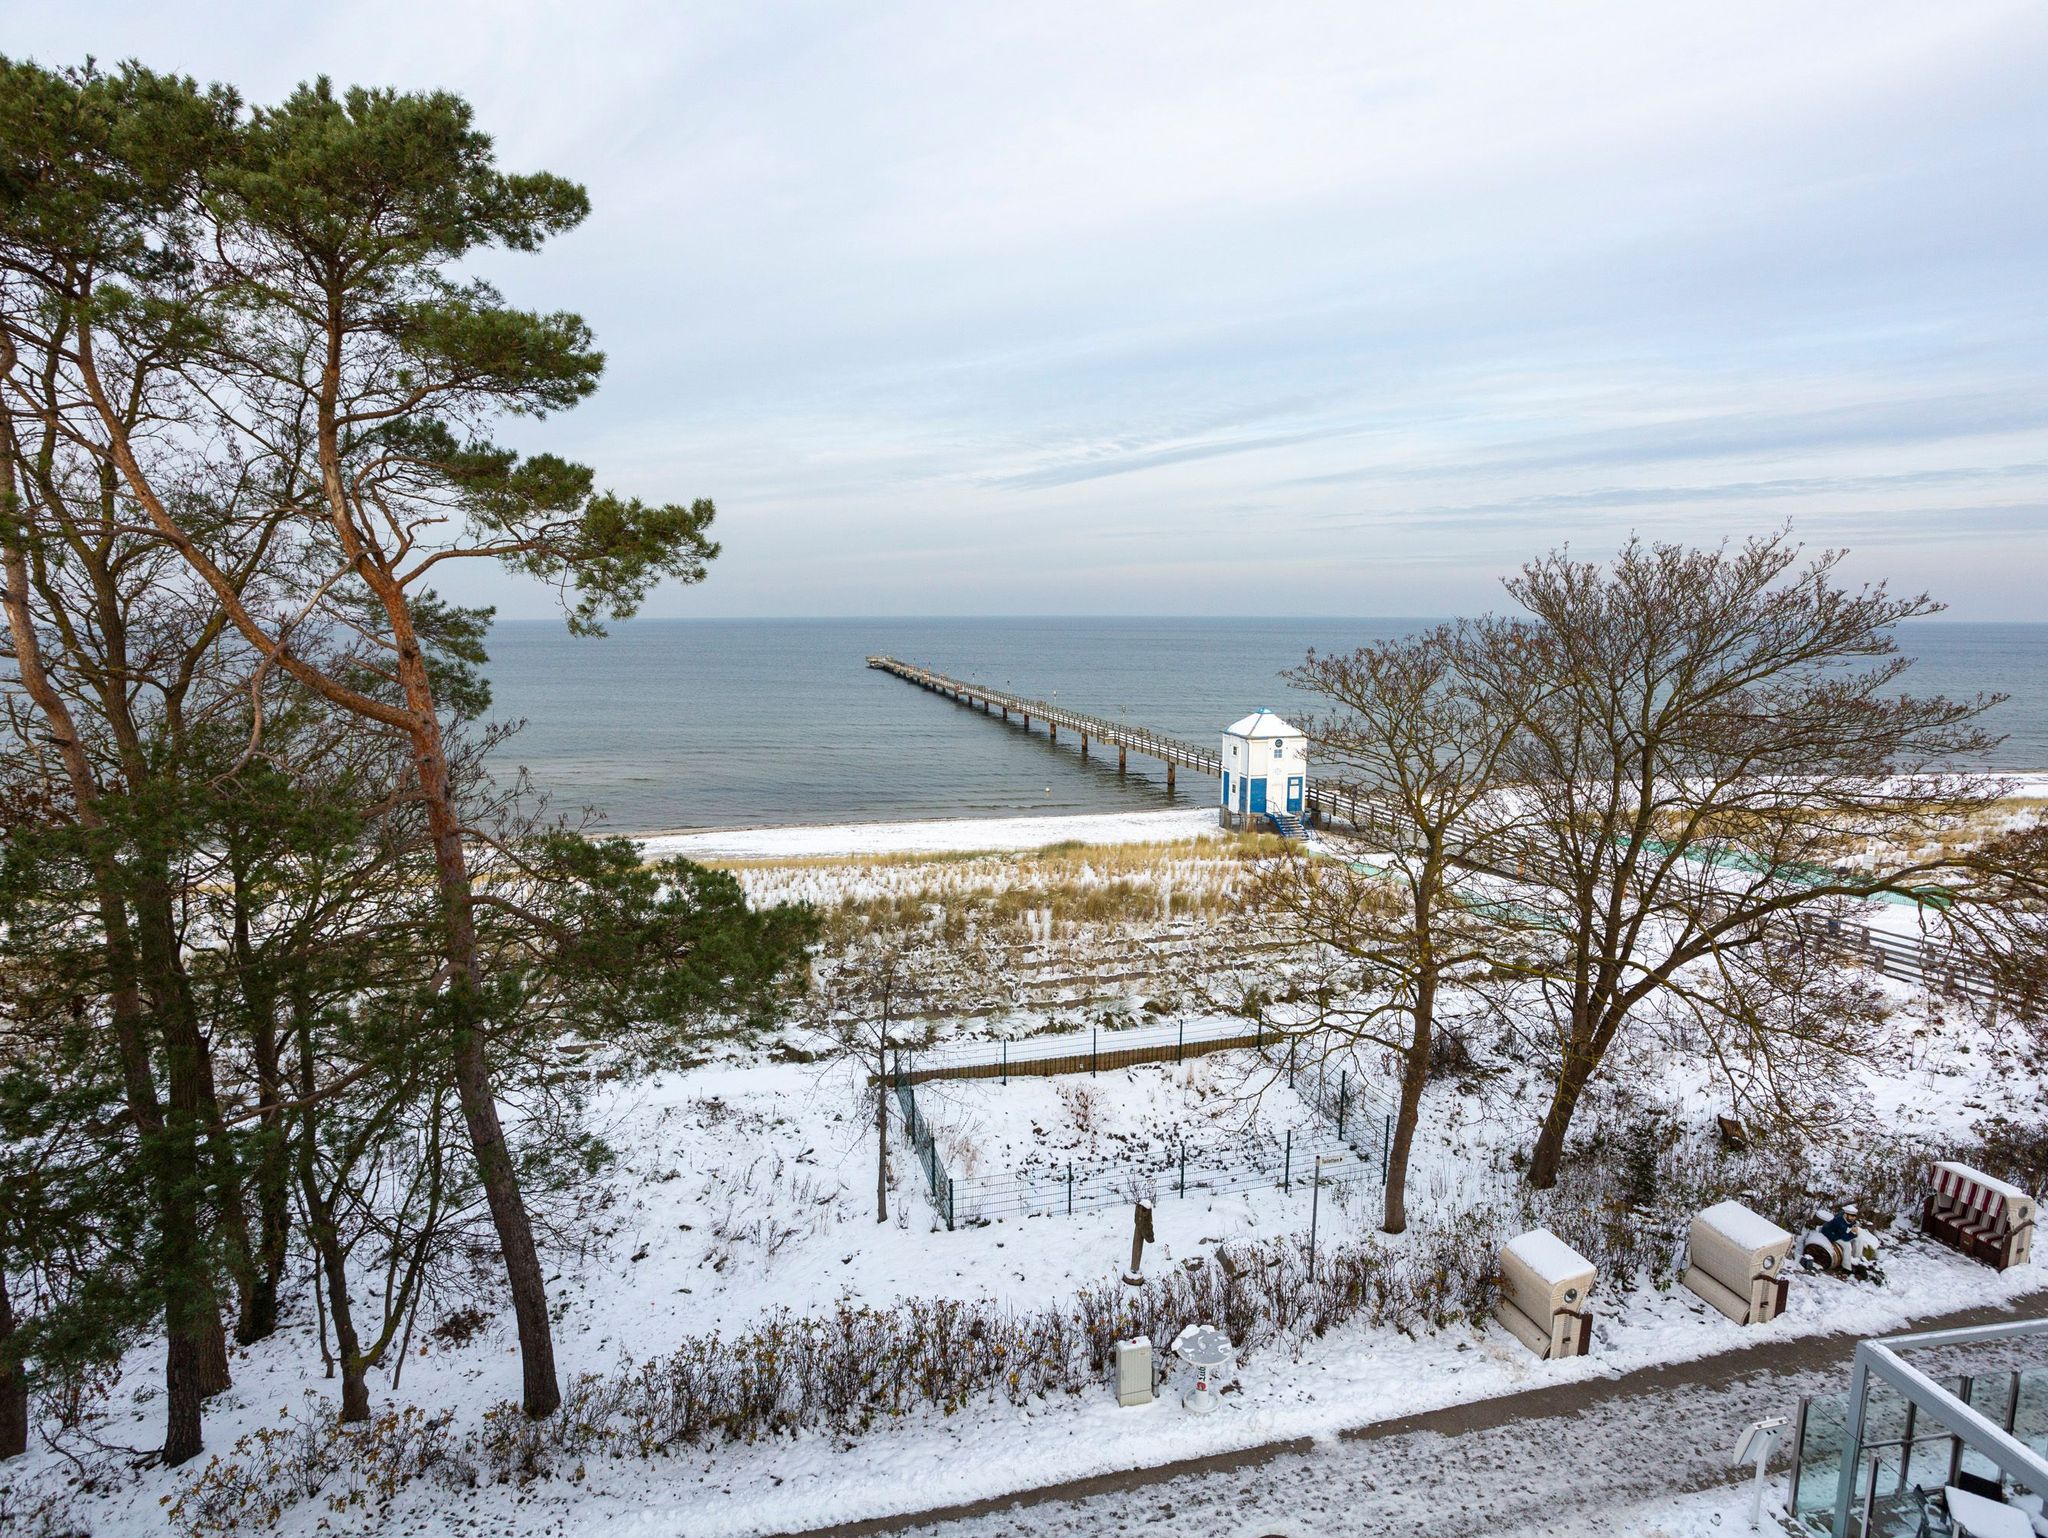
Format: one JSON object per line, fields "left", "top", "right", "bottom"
{"left": 478, "top": 619, "right": 2048, "bottom": 835}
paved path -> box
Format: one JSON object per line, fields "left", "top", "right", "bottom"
{"left": 786, "top": 1291, "right": 2048, "bottom": 1538}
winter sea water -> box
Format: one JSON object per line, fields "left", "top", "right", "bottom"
{"left": 478, "top": 618, "right": 2048, "bottom": 836}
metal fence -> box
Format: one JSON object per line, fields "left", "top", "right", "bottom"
{"left": 939, "top": 1125, "right": 1375, "bottom": 1227}
{"left": 1289, "top": 1051, "right": 1397, "bottom": 1170}
{"left": 893, "top": 1074, "right": 956, "bottom": 1229}
{"left": 890, "top": 1024, "right": 1393, "bottom": 1229}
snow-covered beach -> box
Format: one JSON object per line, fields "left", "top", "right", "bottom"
{"left": 638, "top": 806, "right": 1224, "bottom": 862}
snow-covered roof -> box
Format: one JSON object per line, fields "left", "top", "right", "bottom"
{"left": 1697, "top": 1200, "right": 1791, "bottom": 1250}
{"left": 1224, "top": 708, "right": 1302, "bottom": 740}
{"left": 1504, "top": 1228, "right": 1595, "bottom": 1286}
{"left": 1934, "top": 1161, "right": 2033, "bottom": 1207}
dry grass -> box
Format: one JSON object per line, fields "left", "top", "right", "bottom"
{"left": 717, "top": 832, "right": 1286, "bottom": 944}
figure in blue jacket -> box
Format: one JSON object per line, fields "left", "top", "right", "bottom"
{"left": 1820, "top": 1204, "right": 1856, "bottom": 1246}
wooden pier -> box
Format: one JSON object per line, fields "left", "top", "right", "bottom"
{"left": 864, "top": 654, "right": 1409, "bottom": 840}
{"left": 865, "top": 655, "right": 1220, "bottom": 794}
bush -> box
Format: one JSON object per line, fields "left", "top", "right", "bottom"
{"left": 167, "top": 1402, "right": 473, "bottom": 1535}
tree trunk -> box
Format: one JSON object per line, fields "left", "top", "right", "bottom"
{"left": 876, "top": 1042, "right": 889, "bottom": 1224}
{"left": 1382, "top": 969, "right": 1436, "bottom": 1235}
{"left": 405, "top": 678, "right": 559, "bottom": 1417}
{"left": 131, "top": 878, "right": 235, "bottom": 1401}
{"left": 0, "top": 530, "right": 207, "bottom": 1463}
{"left": 294, "top": 1024, "right": 370, "bottom": 1423}
{"left": 304, "top": 1190, "right": 369, "bottom": 1423}
{"left": 1527, "top": 1045, "right": 1597, "bottom": 1191}
{"left": 233, "top": 890, "right": 290, "bottom": 1345}
{"left": 0, "top": 1267, "right": 27, "bottom": 1459}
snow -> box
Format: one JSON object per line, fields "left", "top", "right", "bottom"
{"left": 1946, "top": 1486, "right": 2036, "bottom": 1538}
{"left": 637, "top": 807, "right": 1223, "bottom": 860}
{"left": 1225, "top": 708, "right": 1300, "bottom": 739}
{"left": 41, "top": 1051, "right": 2028, "bottom": 1538}
{"left": 1697, "top": 1200, "right": 1794, "bottom": 1252}
{"left": 14, "top": 812, "right": 2048, "bottom": 1538}
{"left": 1505, "top": 1228, "right": 1596, "bottom": 1287}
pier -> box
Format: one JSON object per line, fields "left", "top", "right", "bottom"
{"left": 863, "top": 654, "right": 2004, "bottom": 1003}
{"left": 864, "top": 654, "right": 1409, "bottom": 840}
{"left": 864, "top": 654, "right": 1215, "bottom": 794}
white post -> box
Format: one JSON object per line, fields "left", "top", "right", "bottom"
{"left": 1730, "top": 1416, "right": 1788, "bottom": 1532}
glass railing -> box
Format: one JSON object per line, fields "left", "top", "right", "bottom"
{"left": 1794, "top": 1370, "right": 2048, "bottom": 1535}
{"left": 2015, "top": 1367, "right": 2048, "bottom": 1456}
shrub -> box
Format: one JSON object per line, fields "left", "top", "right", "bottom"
{"left": 166, "top": 1401, "right": 472, "bottom": 1535}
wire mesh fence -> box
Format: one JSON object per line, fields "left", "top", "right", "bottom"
{"left": 1289, "top": 1051, "right": 1397, "bottom": 1170}
{"left": 941, "top": 1126, "right": 1376, "bottom": 1227}
{"left": 890, "top": 1024, "right": 1395, "bottom": 1229}
{"left": 893, "top": 1075, "right": 956, "bottom": 1228}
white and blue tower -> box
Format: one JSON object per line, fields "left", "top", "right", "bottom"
{"left": 1219, "top": 708, "right": 1308, "bottom": 833}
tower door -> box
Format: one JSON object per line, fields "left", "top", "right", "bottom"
{"left": 1249, "top": 777, "right": 1267, "bottom": 814}
{"left": 1287, "top": 776, "right": 1303, "bottom": 814}
{"left": 1222, "top": 770, "right": 1232, "bottom": 808}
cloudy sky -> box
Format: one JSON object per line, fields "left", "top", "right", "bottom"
{"left": 12, "top": 2, "right": 2048, "bottom": 618}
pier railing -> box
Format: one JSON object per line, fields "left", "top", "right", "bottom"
{"left": 867, "top": 655, "right": 1221, "bottom": 779}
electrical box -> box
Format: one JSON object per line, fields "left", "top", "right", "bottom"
{"left": 1115, "top": 1337, "right": 1154, "bottom": 1407}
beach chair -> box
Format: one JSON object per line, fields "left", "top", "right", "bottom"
{"left": 1923, "top": 1161, "right": 2036, "bottom": 1272}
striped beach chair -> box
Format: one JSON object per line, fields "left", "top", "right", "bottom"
{"left": 1922, "top": 1161, "right": 2036, "bottom": 1271}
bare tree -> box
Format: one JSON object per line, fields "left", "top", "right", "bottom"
{"left": 1243, "top": 626, "right": 1536, "bottom": 1232}
{"left": 1941, "top": 819, "right": 2048, "bottom": 1024}
{"left": 805, "top": 933, "right": 942, "bottom": 1224}
{"left": 1461, "top": 533, "right": 2008, "bottom": 1188}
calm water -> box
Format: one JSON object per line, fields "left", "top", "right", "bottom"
{"left": 478, "top": 619, "right": 2048, "bottom": 834}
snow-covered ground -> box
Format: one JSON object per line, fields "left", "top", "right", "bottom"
{"left": 640, "top": 807, "right": 1222, "bottom": 861}
{"left": 10, "top": 807, "right": 2048, "bottom": 1538}
{"left": 27, "top": 995, "right": 2040, "bottom": 1537}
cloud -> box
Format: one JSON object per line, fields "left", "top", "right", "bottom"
{"left": 9, "top": 0, "right": 2048, "bottom": 617}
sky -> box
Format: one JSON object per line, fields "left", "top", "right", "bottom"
{"left": 9, "top": 1, "right": 2048, "bottom": 619}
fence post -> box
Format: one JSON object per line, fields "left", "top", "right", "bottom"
{"left": 1067, "top": 1163, "right": 1074, "bottom": 1216}
{"left": 1001, "top": 1038, "right": 1007, "bottom": 1085}
{"left": 1180, "top": 1143, "right": 1187, "bottom": 1197}
{"left": 1284, "top": 1129, "right": 1293, "bottom": 1192}
{"left": 945, "top": 1171, "right": 954, "bottom": 1231}
{"left": 1381, "top": 1113, "right": 1392, "bottom": 1186}
{"left": 1309, "top": 1157, "right": 1322, "bottom": 1280}
{"left": 1288, "top": 1036, "right": 1296, "bottom": 1088}
{"left": 1177, "top": 1018, "right": 1184, "bottom": 1063}
{"left": 1092, "top": 1028, "right": 1098, "bottom": 1076}
{"left": 1338, "top": 1071, "right": 1348, "bottom": 1138}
